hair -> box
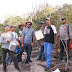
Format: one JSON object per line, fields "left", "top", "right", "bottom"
{"left": 18, "top": 24, "right": 24, "bottom": 29}
{"left": 4, "top": 25, "right": 9, "bottom": 27}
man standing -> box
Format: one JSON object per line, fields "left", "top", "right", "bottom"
{"left": 58, "top": 18, "right": 72, "bottom": 60}
{"left": 37, "top": 22, "right": 45, "bottom": 61}
{"left": 10, "top": 25, "right": 19, "bottom": 43}
{"left": 17, "top": 21, "right": 35, "bottom": 64}
{"left": 19, "top": 24, "right": 24, "bottom": 36}
{"left": 44, "top": 18, "right": 58, "bottom": 69}
{"left": 1, "top": 25, "right": 21, "bottom": 72}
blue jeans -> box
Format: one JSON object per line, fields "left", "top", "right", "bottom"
{"left": 6, "top": 54, "right": 12, "bottom": 65}
{"left": 38, "top": 45, "right": 45, "bottom": 60}
{"left": 16, "top": 44, "right": 32, "bottom": 62}
{"left": 44, "top": 42, "right": 53, "bottom": 68}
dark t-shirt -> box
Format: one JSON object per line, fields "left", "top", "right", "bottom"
{"left": 44, "top": 26, "right": 54, "bottom": 44}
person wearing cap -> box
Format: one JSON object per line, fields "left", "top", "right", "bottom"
{"left": 37, "top": 21, "right": 46, "bottom": 61}
{"left": 10, "top": 25, "right": 19, "bottom": 43}
{"left": 16, "top": 21, "right": 36, "bottom": 64}
{"left": 1, "top": 25, "right": 21, "bottom": 72}
{"left": 44, "top": 18, "right": 58, "bottom": 70}
{"left": 58, "top": 18, "right": 72, "bottom": 60}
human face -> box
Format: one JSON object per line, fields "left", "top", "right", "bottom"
{"left": 61, "top": 20, "right": 66, "bottom": 25}
{"left": 11, "top": 27, "right": 15, "bottom": 31}
{"left": 4, "top": 26, "right": 10, "bottom": 32}
{"left": 46, "top": 19, "right": 50, "bottom": 25}
{"left": 20, "top": 26, "right": 24, "bottom": 30}
{"left": 27, "top": 23, "right": 31, "bottom": 28}
{"left": 41, "top": 24, "right": 45, "bottom": 27}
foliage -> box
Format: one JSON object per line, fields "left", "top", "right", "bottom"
{"left": 29, "top": 3, "right": 72, "bottom": 30}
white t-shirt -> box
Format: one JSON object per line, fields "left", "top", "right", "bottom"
{"left": 44, "top": 25, "right": 57, "bottom": 34}
{"left": 19, "top": 30, "right": 22, "bottom": 36}
{"left": 11, "top": 31, "right": 18, "bottom": 40}
{"left": 51, "top": 25, "right": 57, "bottom": 34}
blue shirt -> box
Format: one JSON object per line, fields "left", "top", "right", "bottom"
{"left": 22, "top": 28, "right": 35, "bottom": 44}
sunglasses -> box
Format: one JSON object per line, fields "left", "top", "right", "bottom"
{"left": 27, "top": 24, "right": 31, "bottom": 25}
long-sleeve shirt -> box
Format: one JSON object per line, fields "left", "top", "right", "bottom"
{"left": 1, "top": 32, "right": 13, "bottom": 49}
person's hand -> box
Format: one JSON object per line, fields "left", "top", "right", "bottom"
{"left": 17, "top": 43, "right": 20, "bottom": 46}
{"left": 41, "top": 42, "right": 44, "bottom": 46}
{"left": 21, "top": 43, "right": 24, "bottom": 47}
{"left": 7, "top": 39, "right": 11, "bottom": 42}
{"left": 31, "top": 43, "right": 34, "bottom": 47}
{"left": 54, "top": 41, "right": 58, "bottom": 46}
{"left": 42, "top": 27, "right": 45, "bottom": 30}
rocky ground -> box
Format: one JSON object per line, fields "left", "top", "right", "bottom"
{"left": 0, "top": 47, "right": 72, "bottom": 72}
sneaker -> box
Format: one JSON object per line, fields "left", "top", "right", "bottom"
{"left": 16, "top": 68, "right": 21, "bottom": 72}
{"left": 3, "top": 69, "right": 7, "bottom": 72}
{"left": 44, "top": 67, "right": 50, "bottom": 71}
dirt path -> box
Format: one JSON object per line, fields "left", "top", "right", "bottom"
{"left": 0, "top": 48, "right": 72, "bottom": 72}
{"left": 0, "top": 50, "right": 46, "bottom": 72}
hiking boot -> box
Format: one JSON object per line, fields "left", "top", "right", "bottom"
{"left": 44, "top": 67, "right": 50, "bottom": 71}
{"left": 3, "top": 68, "right": 7, "bottom": 72}
{"left": 16, "top": 67, "right": 21, "bottom": 72}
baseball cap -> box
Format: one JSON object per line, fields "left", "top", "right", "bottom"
{"left": 61, "top": 17, "right": 66, "bottom": 21}
{"left": 46, "top": 18, "right": 50, "bottom": 20}
{"left": 4, "top": 25, "right": 9, "bottom": 27}
{"left": 10, "top": 25, "right": 16, "bottom": 28}
{"left": 41, "top": 21, "right": 45, "bottom": 24}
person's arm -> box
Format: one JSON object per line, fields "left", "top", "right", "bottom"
{"left": 21, "top": 35, "right": 24, "bottom": 47}
{"left": 31, "top": 35, "right": 36, "bottom": 47}
{"left": 16, "top": 38, "right": 19, "bottom": 42}
{"left": 15, "top": 33, "right": 19, "bottom": 42}
{"left": 21, "top": 30, "right": 25, "bottom": 47}
{"left": 31, "top": 29, "right": 36, "bottom": 47}
{"left": 55, "top": 34, "right": 58, "bottom": 46}
{"left": 69, "top": 25, "right": 72, "bottom": 43}
{"left": 52, "top": 25, "right": 58, "bottom": 46}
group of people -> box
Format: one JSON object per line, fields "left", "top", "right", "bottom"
{"left": 0, "top": 17, "right": 72, "bottom": 72}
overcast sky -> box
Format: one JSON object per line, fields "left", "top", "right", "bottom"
{"left": 0, "top": 0, "right": 72, "bottom": 23}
